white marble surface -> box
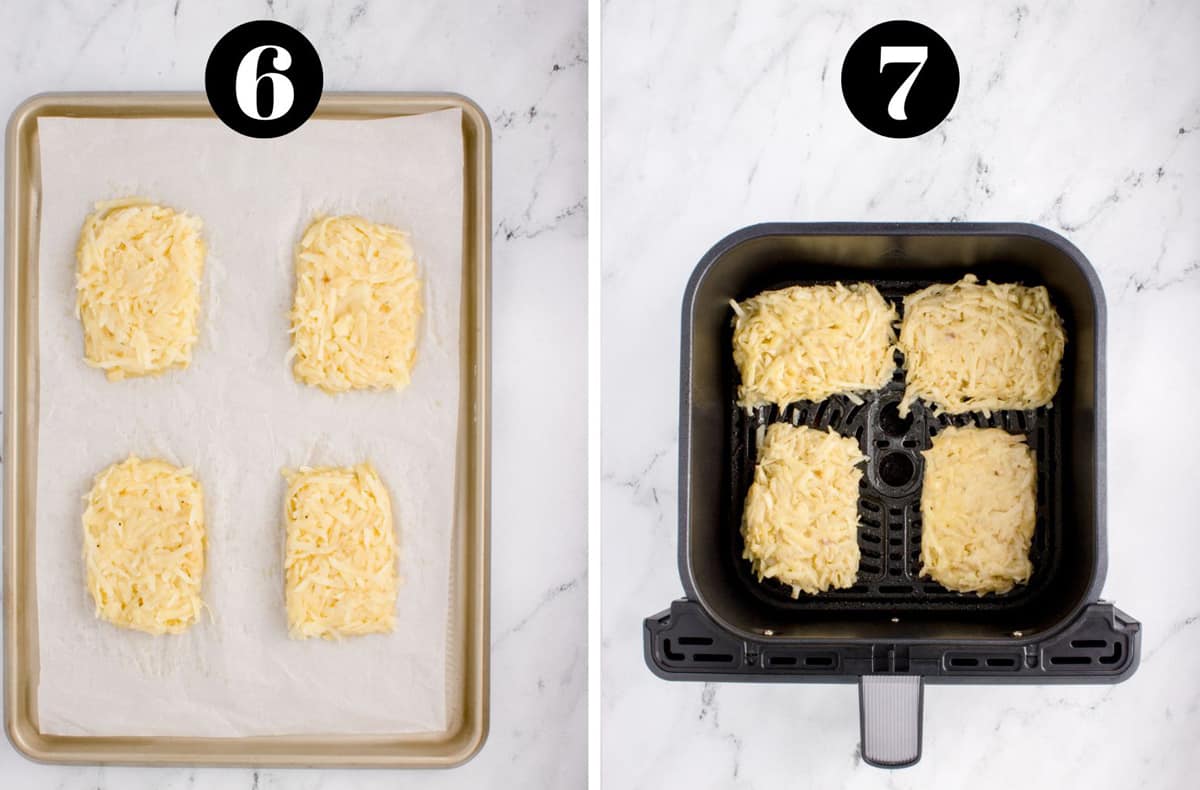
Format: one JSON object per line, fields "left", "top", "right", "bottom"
{"left": 0, "top": 0, "right": 586, "bottom": 787}
{"left": 603, "top": 1, "right": 1199, "bottom": 788}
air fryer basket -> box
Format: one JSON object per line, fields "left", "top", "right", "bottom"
{"left": 644, "top": 223, "right": 1140, "bottom": 768}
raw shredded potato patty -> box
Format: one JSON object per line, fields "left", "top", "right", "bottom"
{"left": 742, "top": 423, "right": 865, "bottom": 596}
{"left": 82, "top": 456, "right": 206, "bottom": 634}
{"left": 731, "top": 283, "right": 897, "bottom": 408}
{"left": 898, "top": 275, "right": 1065, "bottom": 416}
{"left": 289, "top": 215, "right": 422, "bottom": 393}
{"left": 75, "top": 198, "right": 205, "bottom": 380}
{"left": 284, "top": 463, "right": 398, "bottom": 639}
{"left": 920, "top": 427, "right": 1036, "bottom": 595}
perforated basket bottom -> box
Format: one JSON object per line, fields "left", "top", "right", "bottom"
{"left": 729, "top": 283, "right": 1062, "bottom": 613}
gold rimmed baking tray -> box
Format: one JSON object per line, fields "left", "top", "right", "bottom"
{"left": 3, "top": 92, "right": 490, "bottom": 766}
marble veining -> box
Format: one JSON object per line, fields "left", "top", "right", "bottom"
{"left": 603, "top": 0, "right": 1199, "bottom": 788}
{"left": 0, "top": 0, "right": 586, "bottom": 787}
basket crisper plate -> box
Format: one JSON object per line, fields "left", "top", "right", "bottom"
{"left": 3, "top": 92, "right": 491, "bottom": 767}
{"left": 729, "top": 282, "right": 1062, "bottom": 613}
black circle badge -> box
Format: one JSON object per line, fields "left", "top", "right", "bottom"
{"left": 841, "top": 20, "right": 959, "bottom": 138}
{"left": 205, "top": 20, "right": 323, "bottom": 138}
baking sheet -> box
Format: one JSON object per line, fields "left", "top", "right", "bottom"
{"left": 33, "top": 110, "right": 463, "bottom": 737}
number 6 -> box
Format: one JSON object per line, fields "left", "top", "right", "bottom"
{"left": 879, "top": 46, "right": 928, "bottom": 121}
{"left": 235, "top": 44, "right": 295, "bottom": 121}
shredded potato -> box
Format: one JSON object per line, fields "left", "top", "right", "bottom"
{"left": 75, "top": 198, "right": 205, "bottom": 380}
{"left": 898, "top": 275, "right": 1065, "bottom": 416}
{"left": 82, "top": 456, "right": 206, "bottom": 634}
{"left": 289, "top": 215, "right": 422, "bottom": 393}
{"left": 283, "top": 463, "right": 398, "bottom": 639}
{"left": 731, "top": 283, "right": 897, "bottom": 408}
{"left": 741, "top": 423, "right": 865, "bottom": 596}
{"left": 920, "top": 427, "right": 1036, "bottom": 595}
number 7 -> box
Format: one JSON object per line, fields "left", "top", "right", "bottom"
{"left": 879, "top": 46, "right": 929, "bottom": 121}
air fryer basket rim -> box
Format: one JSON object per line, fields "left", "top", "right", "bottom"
{"left": 677, "top": 221, "right": 1109, "bottom": 645}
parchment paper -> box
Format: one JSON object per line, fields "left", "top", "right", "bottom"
{"left": 34, "top": 110, "right": 463, "bottom": 736}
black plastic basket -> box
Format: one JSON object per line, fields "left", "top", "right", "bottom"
{"left": 644, "top": 223, "right": 1140, "bottom": 768}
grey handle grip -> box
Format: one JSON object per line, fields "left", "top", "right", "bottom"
{"left": 858, "top": 675, "right": 923, "bottom": 768}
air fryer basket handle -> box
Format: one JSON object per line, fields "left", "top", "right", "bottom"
{"left": 859, "top": 675, "right": 923, "bottom": 768}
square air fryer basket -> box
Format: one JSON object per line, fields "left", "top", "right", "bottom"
{"left": 644, "top": 223, "right": 1140, "bottom": 768}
